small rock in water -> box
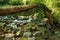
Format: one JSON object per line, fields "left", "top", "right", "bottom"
{"left": 4, "top": 34, "right": 14, "bottom": 40}
{"left": 55, "top": 31, "right": 60, "bottom": 37}
{"left": 28, "top": 37, "right": 35, "bottom": 40}
{"left": 23, "top": 32, "right": 32, "bottom": 37}
{"left": 7, "top": 23, "right": 17, "bottom": 29}
{"left": 0, "top": 22, "right": 5, "bottom": 27}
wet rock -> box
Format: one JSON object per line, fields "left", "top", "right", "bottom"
{"left": 28, "top": 37, "right": 35, "bottom": 40}
{"left": 0, "top": 22, "right": 5, "bottom": 27}
{"left": 55, "top": 31, "right": 60, "bottom": 37}
{"left": 13, "top": 19, "right": 26, "bottom": 23}
{"left": 7, "top": 23, "right": 17, "bottom": 29}
{"left": 30, "top": 27, "right": 37, "bottom": 32}
{"left": 38, "top": 18, "right": 48, "bottom": 27}
{"left": 4, "top": 34, "right": 14, "bottom": 37}
{"left": 18, "top": 16, "right": 25, "bottom": 19}
{"left": 27, "top": 18, "right": 32, "bottom": 22}
{"left": 4, "top": 34, "right": 15, "bottom": 40}
{"left": 16, "top": 31, "right": 21, "bottom": 36}
{"left": 33, "top": 31, "right": 42, "bottom": 37}
{"left": 3, "top": 16, "right": 8, "bottom": 20}
{"left": 23, "top": 32, "right": 32, "bottom": 37}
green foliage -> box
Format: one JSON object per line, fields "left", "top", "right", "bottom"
{"left": 42, "top": 0, "right": 60, "bottom": 19}
{"left": 0, "top": 0, "right": 3, "bottom": 5}
{"left": 56, "top": 2, "right": 60, "bottom": 8}
{"left": 0, "top": 0, "right": 24, "bottom": 5}
{"left": 0, "top": 0, "right": 10, "bottom": 5}
{"left": 27, "top": 0, "right": 43, "bottom": 4}
{"left": 9, "top": 0, "right": 23, "bottom": 5}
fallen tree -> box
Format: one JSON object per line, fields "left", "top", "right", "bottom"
{"left": 0, "top": 4, "right": 53, "bottom": 26}
{"left": 0, "top": 4, "right": 38, "bottom": 15}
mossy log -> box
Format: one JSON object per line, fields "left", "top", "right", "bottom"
{"left": 0, "top": 4, "right": 38, "bottom": 15}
